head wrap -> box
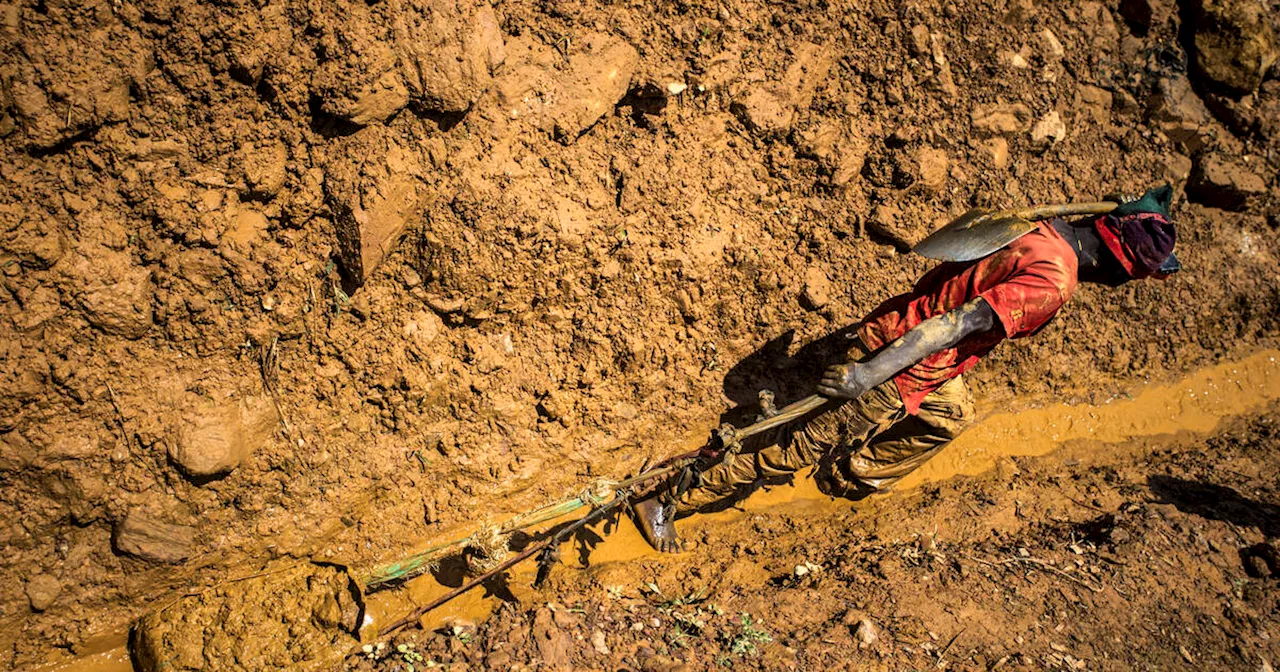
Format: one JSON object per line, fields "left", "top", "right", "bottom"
{"left": 1094, "top": 185, "right": 1177, "bottom": 279}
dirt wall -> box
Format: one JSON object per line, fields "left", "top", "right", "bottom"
{"left": 1, "top": 0, "right": 1278, "bottom": 666}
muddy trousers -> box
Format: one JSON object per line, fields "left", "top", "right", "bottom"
{"left": 681, "top": 375, "right": 975, "bottom": 510}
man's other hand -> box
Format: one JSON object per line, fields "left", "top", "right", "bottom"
{"left": 818, "top": 362, "right": 869, "bottom": 399}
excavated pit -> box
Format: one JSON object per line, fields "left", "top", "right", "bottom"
{"left": 3, "top": 0, "right": 1279, "bottom": 669}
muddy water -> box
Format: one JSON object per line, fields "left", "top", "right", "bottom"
{"left": 40, "top": 350, "right": 1280, "bottom": 670}
{"left": 31, "top": 632, "right": 131, "bottom": 672}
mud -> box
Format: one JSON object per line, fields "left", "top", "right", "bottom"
{"left": 131, "top": 563, "right": 365, "bottom": 672}
{"left": 42, "top": 348, "right": 1280, "bottom": 670}
{"left": 348, "top": 391, "right": 1280, "bottom": 671}
{"left": 1, "top": 0, "right": 1279, "bottom": 669}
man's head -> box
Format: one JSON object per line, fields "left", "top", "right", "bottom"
{"left": 1077, "top": 185, "right": 1179, "bottom": 286}
{"left": 1098, "top": 184, "right": 1179, "bottom": 279}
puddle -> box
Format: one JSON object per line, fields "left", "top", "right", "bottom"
{"left": 30, "top": 632, "right": 131, "bottom": 672}
{"left": 903, "top": 349, "right": 1280, "bottom": 488}
{"left": 37, "top": 350, "right": 1280, "bottom": 669}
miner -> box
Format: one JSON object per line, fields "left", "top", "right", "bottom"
{"left": 634, "top": 186, "right": 1181, "bottom": 552}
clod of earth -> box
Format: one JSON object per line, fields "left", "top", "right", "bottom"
{"left": 325, "top": 127, "right": 427, "bottom": 285}
{"left": 131, "top": 563, "right": 365, "bottom": 672}
{"left": 1186, "top": 155, "right": 1268, "bottom": 211}
{"left": 112, "top": 512, "right": 195, "bottom": 564}
{"left": 25, "top": 574, "right": 60, "bottom": 613}
{"left": 167, "top": 395, "right": 277, "bottom": 479}
{"left": 1187, "top": 0, "right": 1279, "bottom": 95}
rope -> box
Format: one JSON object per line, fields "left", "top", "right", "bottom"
{"left": 361, "top": 394, "right": 830, "bottom": 590}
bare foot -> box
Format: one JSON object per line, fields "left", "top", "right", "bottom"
{"left": 631, "top": 495, "right": 685, "bottom": 553}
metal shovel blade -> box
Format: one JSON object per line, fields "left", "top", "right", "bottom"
{"left": 913, "top": 201, "right": 1120, "bottom": 262}
{"left": 912, "top": 209, "right": 1038, "bottom": 262}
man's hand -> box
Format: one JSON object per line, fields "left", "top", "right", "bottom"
{"left": 818, "top": 362, "right": 870, "bottom": 400}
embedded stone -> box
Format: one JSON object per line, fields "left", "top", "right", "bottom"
{"left": 323, "top": 128, "right": 426, "bottom": 285}
{"left": 113, "top": 512, "right": 194, "bottom": 564}
{"left": 168, "top": 396, "right": 277, "bottom": 479}
{"left": 1186, "top": 156, "right": 1267, "bottom": 211}
{"left": 1188, "top": 0, "right": 1278, "bottom": 95}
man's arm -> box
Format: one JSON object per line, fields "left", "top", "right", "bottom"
{"left": 817, "top": 298, "right": 999, "bottom": 399}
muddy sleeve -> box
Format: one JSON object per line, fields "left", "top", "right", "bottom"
{"left": 978, "top": 264, "right": 1070, "bottom": 339}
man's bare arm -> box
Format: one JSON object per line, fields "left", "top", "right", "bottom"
{"left": 817, "top": 298, "right": 999, "bottom": 399}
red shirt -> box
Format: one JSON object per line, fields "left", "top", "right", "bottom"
{"left": 856, "top": 219, "right": 1078, "bottom": 413}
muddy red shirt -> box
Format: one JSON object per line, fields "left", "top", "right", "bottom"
{"left": 857, "top": 219, "right": 1079, "bottom": 414}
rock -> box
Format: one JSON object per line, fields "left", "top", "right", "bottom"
{"left": 403, "top": 310, "right": 444, "bottom": 351}
{"left": 494, "top": 33, "right": 636, "bottom": 143}
{"left": 916, "top": 146, "right": 949, "bottom": 193}
{"left": 1146, "top": 76, "right": 1214, "bottom": 153}
{"left": 547, "top": 33, "right": 639, "bottom": 143}
{"left": 801, "top": 267, "right": 831, "bottom": 310}
{"left": 983, "top": 137, "right": 1009, "bottom": 168}
{"left": 970, "top": 102, "right": 1032, "bottom": 135}
{"left": 64, "top": 245, "right": 154, "bottom": 340}
{"left": 866, "top": 202, "right": 919, "bottom": 250}
{"left": 112, "top": 511, "right": 194, "bottom": 564}
{"left": 854, "top": 618, "right": 878, "bottom": 646}
{"left": 733, "top": 41, "right": 835, "bottom": 135}
{"left": 446, "top": 618, "right": 478, "bottom": 639}
{"left": 323, "top": 128, "right": 426, "bottom": 286}
{"left": 928, "top": 33, "right": 959, "bottom": 99}
{"left": 531, "top": 607, "right": 571, "bottom": 669}
{"left": 1244, "top": 552, "right": 1271, "bottom": 577}
{"left": 1039, "top": 29, "right": 1065, "bottom": 61}
{"left": 25, "top": 574, "right": 60, "bottom": 612}
{"left": 241, "top": 141, "right": 289, "bottom": 199}
{"left": 1187, "top": 0, "right": 1278, "bottom": 95}
{"left": 1001, "top": 49, "right": 1031, "bottom": 70}
{"left": 909, "top": 24, "right": 931, "bottom": 58}
{"left": 1030, "top": 110, "right": 1067, "bottom": 148}
{"left": 1075, "top": 84, "right": 1113, "bottom": 125}
{"left": 1186, "top": 156, "right": 1267, "bottom": 211}
{"left": 393, "top": 0, "right": 506, "bottom": 113}
{"left": 168, "top": 395, "right": 277, "bottom": 479}
{"left": 591, "top": 629, "right": 610, "bottom": 655}
{"left": 1161, "top": 153, "right": 1194, "bottom": 186}
{"left": 1118, "top": 0, "right": 1175, "bottom": 35}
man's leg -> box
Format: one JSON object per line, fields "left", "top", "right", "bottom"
{"left": 633, "top": 379, "right": 903, "bottom": 552}
{"left": 836, "top": 375, "right": 974, "bottom": 491}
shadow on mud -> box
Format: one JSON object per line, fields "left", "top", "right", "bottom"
{"left": 719, "top": 323, "right": 863, "bottom": 416}
{"left": 1146, "top": 474, "right": 1280, "bottom": 538}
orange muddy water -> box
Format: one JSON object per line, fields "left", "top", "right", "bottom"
{"left": 37, "top": 349, "right": 1280, "bottom": 671}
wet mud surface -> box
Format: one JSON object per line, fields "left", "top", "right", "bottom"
{"left": 349, "top": 395, "right": 1280, "bottom": 671}
{"left": 2, "top": 0, "right": 1279, "bottom": 668}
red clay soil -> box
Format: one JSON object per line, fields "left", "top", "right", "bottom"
{"left": 1, "top": 0, "right": 1278, "bottom": 668}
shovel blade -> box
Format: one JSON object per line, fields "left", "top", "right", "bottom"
{"left": 913, "top": 209, "right": 1039, "bottom": 262}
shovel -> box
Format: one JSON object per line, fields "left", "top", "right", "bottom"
{"left": 913, "top": 201, "right": 1119, "bottom": 262}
